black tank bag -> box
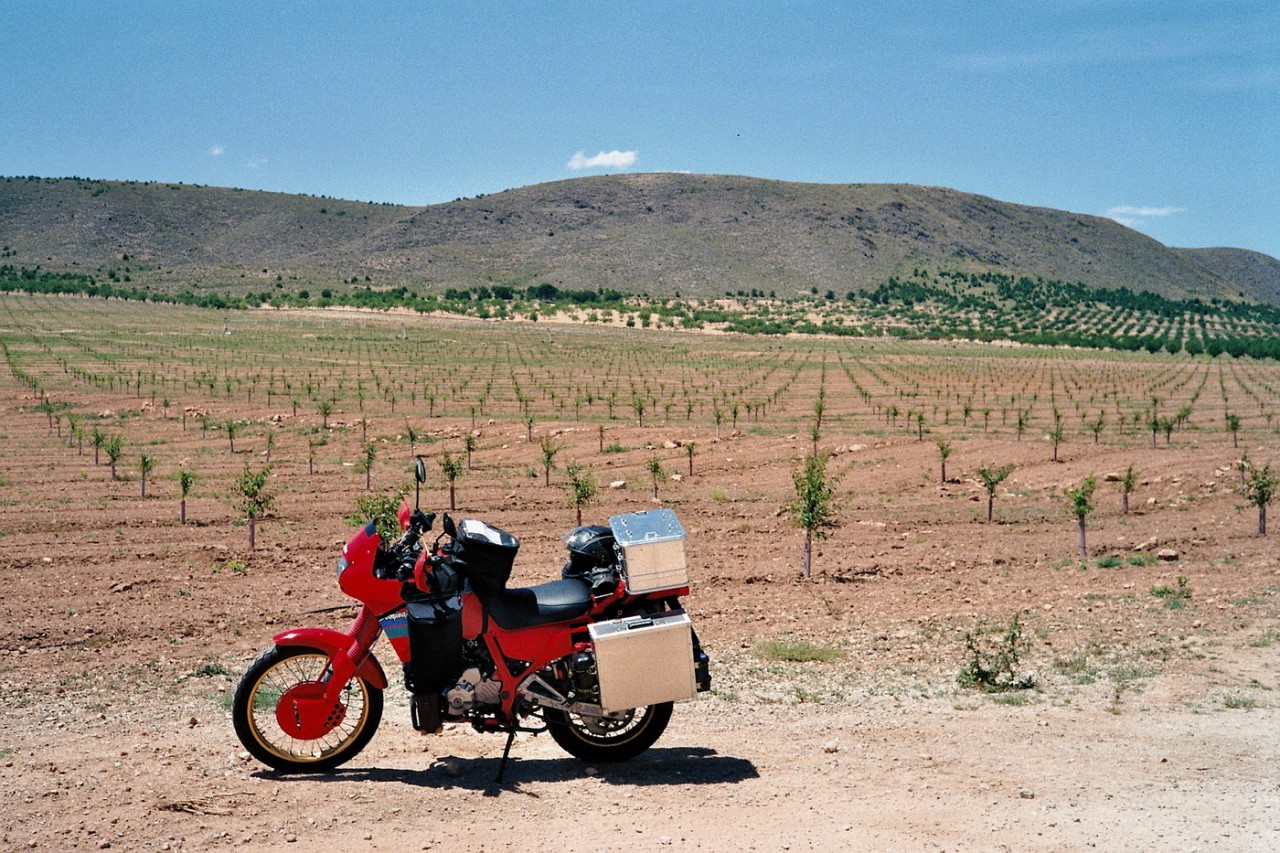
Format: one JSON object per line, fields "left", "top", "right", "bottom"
{"left": 450, "top": 518, "right": 520, "bottom": 598}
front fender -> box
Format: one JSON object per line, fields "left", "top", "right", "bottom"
{"left": 273, "top": 627, "right": 389, "bottom": 690}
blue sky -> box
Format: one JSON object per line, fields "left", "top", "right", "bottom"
{"left": 2, "top": 1, "right": 1275, "bottom": 256}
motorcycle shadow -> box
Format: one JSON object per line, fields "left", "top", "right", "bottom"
{"left": 260, "top": 747, "right": 759, "bottom": 794}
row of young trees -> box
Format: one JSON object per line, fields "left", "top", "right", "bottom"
{"left": 26, "top": 376, "right": 706, "bottom": 550}
{"left": 11, "top": 290, "right": 1280, "bottom": 463}
{"left": 27, "top": 392, "right": 278, "bottom": 545}
{"left": 7, "top": 264, "right": 1280, "bottom": 360}
{"left": 1066, "top": 457, "right": 1277, "bottom": 556}
{"left": 8, "top": 293, "right": 1280, "bottom": 574}
{"left": 20, "top": 357, "right": 1280, "bottom": 581}
{"left": 784, "top": 355, "right": 1279, "bottom": 579}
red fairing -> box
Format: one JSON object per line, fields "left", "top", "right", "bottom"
{"left": 398, "top": 501, "right": 412, "bottom": 531}
{"left": 337, "top": 520, "right": 403, "bottom": 614}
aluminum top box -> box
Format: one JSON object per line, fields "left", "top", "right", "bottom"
{"left": 608, "top": 508, "right": 689, "bottom": 594}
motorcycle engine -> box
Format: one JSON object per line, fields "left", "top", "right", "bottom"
{"left": 444, "top": 667, "right": 503, "bottom": 717}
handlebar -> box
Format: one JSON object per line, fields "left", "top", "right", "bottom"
{"left": 374, "top": 511, "right": 437, "bottom": 581}
{"left": 375, "top": 510, "right": 466, "bottom": 586}
{"left": 390, "top": 510, "right": 434, "bottom": 554}
{"left": 405, "top": 509, "right": 435, "bottom": 544}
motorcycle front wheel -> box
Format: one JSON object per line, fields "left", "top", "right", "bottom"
{"left": 544, "top": 702, "right": 672, "bottom": 763}
{"left": 232, "top": 645, "right": 383, "bottom": 773}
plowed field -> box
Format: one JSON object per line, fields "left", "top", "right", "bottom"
{"left": 2, "top": 296, "right": 1277, "bottom": 851}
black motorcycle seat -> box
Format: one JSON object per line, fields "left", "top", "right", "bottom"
{"left": 483, "top": 577, "right": 593, "bottom": 631}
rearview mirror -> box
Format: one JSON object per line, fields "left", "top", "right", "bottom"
{"left": 413, "top": 456, "right": 426, "bottom": 509}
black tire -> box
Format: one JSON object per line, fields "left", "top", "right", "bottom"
{"left": 545, "top": 702, "right": 673, "bottom": 763}
{"left": 232, "top": 645, "right": 383, "bottom": 773}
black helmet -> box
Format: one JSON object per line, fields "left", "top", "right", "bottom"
{"left": 563, "top": 525, "right": 615, "bottom": 565}
{"left": 561, "top": 525, "right": 619, "bottom": 594}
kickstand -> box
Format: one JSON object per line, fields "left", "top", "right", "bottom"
{"left": 495, "top": 726, "right": 518, "bottom": 784}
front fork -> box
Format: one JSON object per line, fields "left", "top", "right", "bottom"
{"left": 272, "top": 605, "right": 387, "bottom": 706}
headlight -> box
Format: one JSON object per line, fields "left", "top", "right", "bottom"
{"left": 336, "top": 556, "right": 351, "bottom": 578}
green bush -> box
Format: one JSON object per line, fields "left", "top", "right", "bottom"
{"left": 957, "top": 614, "right": 1035, "bottom": 692}
{"left": 347, "top": 484, "right": 410, "bottom": 542}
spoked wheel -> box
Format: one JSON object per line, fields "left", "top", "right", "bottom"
{"left": 232, "top": 645, "right": 383, "bottom": 773}
{"left": 545, "top": 702, "right": 672, "bottom": 763}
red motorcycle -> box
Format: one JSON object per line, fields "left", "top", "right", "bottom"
{"left": 233, "top": 460, "right": 710, "bottom": 780}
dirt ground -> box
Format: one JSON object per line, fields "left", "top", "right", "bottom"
{"left": 2, "top": 318, "right": 1279, "bottom": 851}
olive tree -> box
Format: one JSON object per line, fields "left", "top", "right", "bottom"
{"left": 1066, "top": 475, "right": 1097, "bottom": 558}
{"left": 647, "top": 455, "right": 665, "bottom": 499}
{"left": 307, "top": 434, "right": 325, "bottom": 476}
{"left": 231, "top": 465, "right": 275, "bottom": 549}
{"left": 936, "top": 439, "right": 952, "bottom": 484}
{"left": 1225, "top": 412, "right": 1241, "bottom": 448}
{"left": 439, "top": 451, "right": 463, "bottom": 511}
{"left": 91, "top": 426, "right": 106, "bottom": 466}
{"left": 565, "top": 463, "right": 598, "bottom": 526}
{"left": 787, "top": 453, "right": 839, "bottom": 579}
{"left": 1243, "top": 461, "right": 1277, "bottom": 535}
{"left": 177, "top": 469, "right": 196, "bottom": 524}
{"left": 1089, "top": 411, "right": 1106, "bottom": 444}
{"left": 359, "top": 442, "right": 377, "bottom": 491}
{"left": 139, "top": 454, "right": 156, "bottom": 498}
{"left": 977, "top": 463, "right": 1015, "bottom": 523}
{"left": 539, "top": 435, "right": 561, "bottom": 486}
{"left": 104, "top": 434, "right": 125, "bottom": 480}
{"left": 1048, "top": 418, "right": 1065, "bottom": 463}
{"left": 405, "top": 419, "right": 419, "bottom": 459}
{"left": 35, "top": 397, "right": 56, "bottom": 430}
{"left": 811, "top": 388, "right": 826, "bottom": 455}
{"left": 1121, "top": 464, "right": 1138, "bottom": 515}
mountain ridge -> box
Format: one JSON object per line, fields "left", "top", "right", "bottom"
{"left": 0, "top": 173, "right": 1275, "bottom": 305}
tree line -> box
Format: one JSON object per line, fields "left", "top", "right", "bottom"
{"left": 5, "top": 264, "right": 1280, "bottom": 360}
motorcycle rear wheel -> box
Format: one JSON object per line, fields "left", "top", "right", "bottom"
{"left": 545, "top": 702, "right": 672, "bottom": 763}
{"left": 232, "top": 645, "right": 383, "bottom": 773}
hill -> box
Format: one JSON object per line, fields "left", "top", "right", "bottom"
{"left": 1176, "top": 247, "right": 1280, "bottom": 305}
{"left": 1, "top": 173, "right": 1277, "bottom": 304}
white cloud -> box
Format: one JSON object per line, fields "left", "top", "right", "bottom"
{"left": 1105, "top": 206, "right": 1186, "bottom": 218}
{"left": 210, "top": 145, "right": 224, "bottom": 157}
{"left": 247, "top": 156, "right": 268, "bottom": 170}
{"left": 567, "top": 150, "right": 638, "bottom": 170}
{"left": 1105, "top": 205, "right": 1188, "bottom": 230}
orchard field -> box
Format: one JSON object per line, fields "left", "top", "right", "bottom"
{"left": 1, "top": 292, "right": 1278, "bottom": 851}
